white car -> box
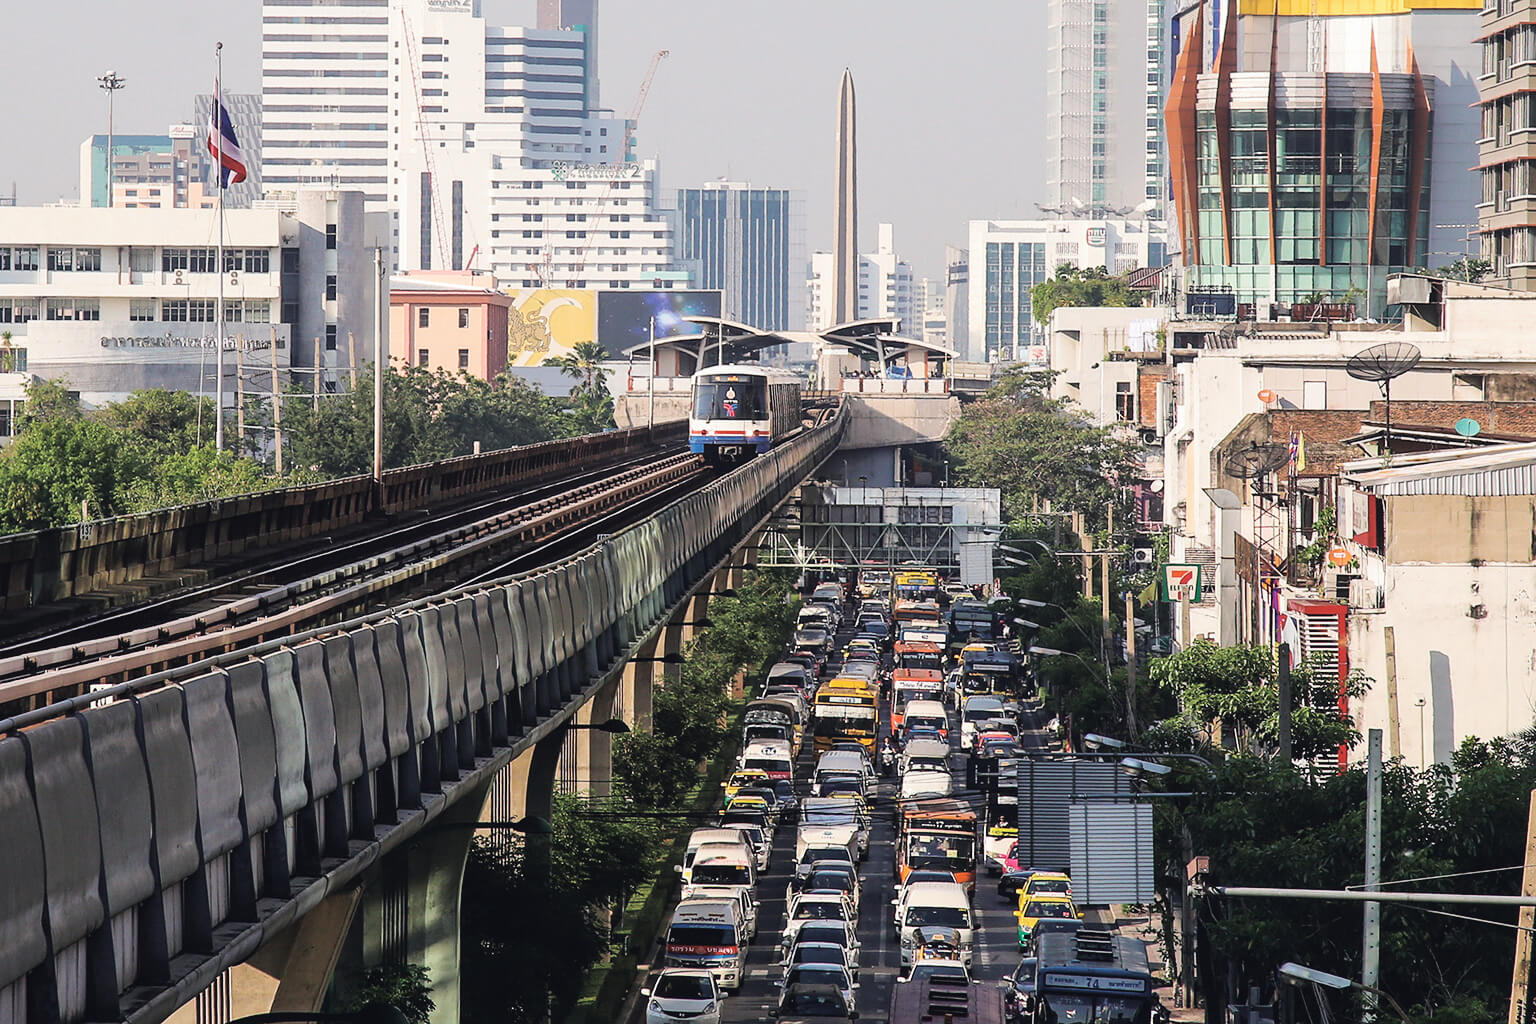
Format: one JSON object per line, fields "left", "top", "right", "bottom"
{"left": 780, "top": 919, "right": 862, "bottom": 969}
{"left": 778, "top": 963, "right": 858, "bottom": 1006}
{"left": 643, "top": 969, "right": 721, "bottom": 1024}
{"left": 785, "top": 892, "right": 856, "bottom": 934}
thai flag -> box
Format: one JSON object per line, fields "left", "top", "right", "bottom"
{"left": 207, "top": 94, "right": 247, "bottom": 188}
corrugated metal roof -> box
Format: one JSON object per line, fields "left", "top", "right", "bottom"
{"left": 1342, "top": 441, "right": 1536, "bottom": 496}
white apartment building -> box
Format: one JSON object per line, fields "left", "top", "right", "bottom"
{"left": 967, "top": 218, "right": 1167, "bottom": 362}
{"left": 261, "top": 0, "right": 681, "bottom": 290}
{"left": 260, "top": 1, "right": 391, "bottom": 203}
{"left": 807, "top": 223, "right": 915, "bottom": 333}
{"left": 0, "top": 191, "right": 380, "bottom": 415}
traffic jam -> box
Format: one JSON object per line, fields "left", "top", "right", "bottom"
{"left": 639, "top": 569, "right": 1164, "bottom": 1024}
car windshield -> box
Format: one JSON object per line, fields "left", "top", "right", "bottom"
{"left": 692, "top": 864, "right": 750, "bottom": 885}
{"left": 965, "top": 706, "right": 1004, "bottom": 723}
{"left": 787, "top": 966, "right": 847, "bottom": 989}
{"left": 742, "top": 758, "right": 792, "bottom": 774}
{"left": 803, "top": 808, "right": 858, "bottom": 827}
{"left": 799, "top": 925, "right": 849, "bottom": 946}
{"left": 800, "top": 849, "right": 851, "bottom": 867}
{"left": 906, "top": 906, "right": 969, "bottom": 928}
{"left": 796, "top": 902, "right": 849, "bottom": 921}
{"left": 1026, "top": 901, "right": 1076, "bottom": 919}
{"left": 654, "top": 974, "right": 714, "bottom": 999}
{"left": 1029, "top": 878, "right": 1072, "bottom": 896}
{"left": 908, "top": 715, "right": 946, "bottom": 731}
{"left": 782, "top": 988, "right": 850, "bottom": 1014}
{"left": 910, "top": 963, "right": 968, "bottom": 982}
{"left": 792, "top": 946, "right": 844, "bottom": 966}
{"left": 668, "top": 924, "right": 736, "bottom": 948}
{"left": 807, "top": 872, "right": 854, "bottom": 891}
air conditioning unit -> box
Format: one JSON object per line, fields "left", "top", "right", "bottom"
{"left": 1132, "top": 548, "right": 1154, "bottom": 565}
{"left": 1348, "top": 579, "right": 1383, "bottom": 611}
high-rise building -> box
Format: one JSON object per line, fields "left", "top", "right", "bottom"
{"left": 1045, "top": 0, "right": 1149, "bottom": 213}
{"left": 968, "top": 218, "right": 1166, "bottom": 361}
{"left": 80, "top": 132, "right": 205, "bottom": 209}
{"left": 807, "top": 223, "right": 914, "bottom": 333}
{"left": 261, "top": 0, "right": 681, "bottom": 290}
{"left": 673, "top": 181, "right": 805, "bottom": 331}
{"left": 1144, "top": 0, "right": 1169, "bottom": 220}
{"left": 259, "top": 2, "right": 391, "bottom": 202}
{"left": 1166, "top": 0, "right": 1481, "bottom": 313}
{"left": 1479, "top": 0, "right": 1536, "bottom": 287}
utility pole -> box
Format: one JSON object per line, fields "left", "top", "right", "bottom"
{"left": 1510, "top": 790, "right": 1536, "bottom": 1024}
{"left": 1277, "top": 642, "right": 1292, "bottom": 763}
{"left": 97, "top": 71, "right": 126, "bottom": 208}
{"left": 1125, "top": 589, "right": 1139, "bottom": 737}
{"left": 373, "top": 247, "right": 385, "bottom": 486}
{"left": 1363, "top": 728, "right": 1384, "bottom": 1021}
{"left": 270, "top": 329, "right": 284, "bottom": 476}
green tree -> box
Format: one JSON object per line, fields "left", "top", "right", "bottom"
{"left": 339, "top": 964, "right": 434, "bottom": 1024}
{"left": 945, "top": 379, "right": 1139, "bottom": 525}
{"left": 1030, "top": 264, "right": 1142, "bottom": 325}
{"left": 544, "top": 341, "right": 616, "bottom": 435}
{"left": 18, "top": 377, "right": 82, "bottom": 427}
{"left": 1431, "top": 256, "right": 1492, "bottom": 283}
{"left": 97, "top": 388, "right": 217, "bottom": 456}
{"left": 0, "top": 417, "right": 143, "bottom": 529}
{"left": 542, "top": 340, "right": 611, "bottom": 394}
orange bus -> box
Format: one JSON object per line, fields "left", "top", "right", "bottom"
{"left": 895, "top": 798, "right": 978, "bottom": 890}
{"left": 890, "top": 668, "right": 944, "bottom": 733}
{"left": 894, "top": 640, "right": 945, "bottom": 673}
{"left": 893, "top": 599, "right": 943, "bottom": 629}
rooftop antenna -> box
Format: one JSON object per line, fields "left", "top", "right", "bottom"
{"left": 1346, "top": 341, "right": 1422, "bottom": 456}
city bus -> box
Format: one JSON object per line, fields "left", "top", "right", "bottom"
{"left": 890, "top": 669, "right": 945, "bottom": 734}
{"left": 1024, "top": 927, "right": 1163, "bottom": 1024}
{"left": 812, "top": 677, "right": 879, "bottom": 752}
{"left": 894, "top": 599, "right": 944, "bottom": 630}
{"left": 890, "top": 974, "right": 1005, "bottom": 1024}
{"left": 894, "top": 640, "right": 945, "bottom": 673}
{"left": 893, "top": 569, "right": 940, "bottom": 602}
{"left": 895, "top": 798, "right": 978, "bottom": 890}
{"left": 858, "top": 567, "right": 892, "bottom": 599}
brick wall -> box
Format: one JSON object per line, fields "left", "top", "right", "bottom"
{"left": 1368, "top": 400, "right": 1536, "bottom": 437}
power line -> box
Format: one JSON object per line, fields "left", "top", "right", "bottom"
{"left": 1345, "top": 865, "right": 1524, "bottom": 890}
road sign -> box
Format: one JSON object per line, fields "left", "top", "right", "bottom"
{"left": 1327, "top": 546, "right": 1353, "bottom": 568}
{"left": 1160, "top": 564, "right": 1202, "bottom": 601}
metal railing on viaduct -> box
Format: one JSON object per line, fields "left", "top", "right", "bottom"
{"left": 0, "top": 410, "right": 844, "bottom": 1024}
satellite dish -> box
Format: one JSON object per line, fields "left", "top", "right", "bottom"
{"left": 1455, "top": 418, "right": 1482, "bottom": 438}
{"left": 1258, "top": 389, "right": 1277, "bottom": 404}
{"left": 1150, "top": 479, "right": 1165, "bottom": 493}
{"left": 1346, "top": 342, "right": 1422, "bottom": 455}
{"left": 1226, "top": 441, "right": 1290, "bottom": 480}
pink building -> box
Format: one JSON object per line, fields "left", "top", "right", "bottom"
{"left": 389, "top": 270, "right": 511, "bottom": 380}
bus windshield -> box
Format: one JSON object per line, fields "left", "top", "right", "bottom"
{"left": 1040, "top": 994, "right": 1146, "bottom": 1024}
{"left": 692, "top": 863, "right": 752, "bottom": 886}
{"left": 906, "top": 834, "right": 975, "bottom": 871}
{"left": 693, "top": 380, "right": 764, "bottom": 420}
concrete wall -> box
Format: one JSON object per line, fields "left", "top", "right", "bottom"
{"left": 1347, "top": 560, "right": 1536, "bottom": 768}
{"left": 839, "top": 394, "right": 960, "bottom": 450}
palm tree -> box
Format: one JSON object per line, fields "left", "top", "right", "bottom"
{"left": 542, "top": 340, "right": 610, "bottom": 395}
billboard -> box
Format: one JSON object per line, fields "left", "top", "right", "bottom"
{"left": 596, "top": 290, "right": 723, "bottom": 354}
{"left": 505, "top": 289, "right": 597, "bottom": 367}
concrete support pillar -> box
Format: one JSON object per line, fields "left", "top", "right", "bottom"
{"left": 270, "top": 887, "right": 365, "bottom": 1013}
{"left": 520, "top": 725, "right": 567, "bottom": 886}
{"left": 618, "top": 634, "right": 657, "bottom": 733}
{"left": 574, "top": 676, "right": 619, "bottom": 797}
{"left": 404, "top": 774, "right": 493, "bottom": 1024}
{"left": 680, "top": 592, "right": 711, "bottom": 646}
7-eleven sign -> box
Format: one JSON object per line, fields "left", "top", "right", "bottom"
{"left": 1160, "top": 564, "right": 1203, "bottom": 601}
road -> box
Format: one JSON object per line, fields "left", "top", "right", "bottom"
{"left": 716, "top": 627, "right": 1047, "bottom": 1022}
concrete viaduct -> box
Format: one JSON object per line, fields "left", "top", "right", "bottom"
{"left": 0, "top": 415, "right": 842, "bottom": 1024}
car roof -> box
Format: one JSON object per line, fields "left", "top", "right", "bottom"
{"left": 900, "top": 881, "right": 970, "bottom": 904}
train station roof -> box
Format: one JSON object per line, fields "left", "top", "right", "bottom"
{"left": 620, "top": 316, "right": 957, "bottom": 367}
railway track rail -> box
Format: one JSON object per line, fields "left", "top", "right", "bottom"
{"left": 0, "top": 451, "right": 710, "bottom": 711}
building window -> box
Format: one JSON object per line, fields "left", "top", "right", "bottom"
{"left": 129, "top": 247, "right": 155, "bottom": 272}
{"left": 325, "top": 325, "right": 337, "bottom": 351}
{"left": 326, "top": 224, "right": 338, "bottom": 250}
{"left": 326, "top": 275, "right": 337, "bottom": 301}
{"left": 281, "top": 248, "right": 300, "bottom": 274}
{"left": 163, "top": 300, "right": 189, "bottom": 322}
{"left": 458, "top": 307, "right": 469, "bottom": 328}
{"left": 418, "top": 307, "right": 430, "bottom": 327}
{"left": 418, "top": 348, "right": 429, "bottom": 367}
{"left": 188, "top": 299, "right": 214, "bottom": 322}
{"left": 458, "top": 348, "right": 469, "bottom": 369}
{"left": 245, "top": 301, "right": 272, "bottom": 324}
{"left": 189, "top": 248, "right": 217, "bottom": 274}
{"left": 12, "top": 247, "right": 38, "bottom": 272}
{"left": 75, "top": 248, "right": 101, "bottom": 272}
{"left": 129, "top": 298, "right": 157, "bottom": 321}
{"left": 1115, "top": 381, "right": 1134, "bottom": 421}
{"left": 46, "top": 248, "right": 73, "bottom": 272}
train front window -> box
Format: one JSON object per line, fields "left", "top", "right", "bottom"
{"left": 694, "top": 381, "right": 765, "bottom": 419}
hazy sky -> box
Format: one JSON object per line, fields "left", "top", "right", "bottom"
{"left": 0, "top": 1, "right": 1048, "bottom": 279}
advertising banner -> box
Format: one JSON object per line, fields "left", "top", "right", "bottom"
{"left": 505, "top": 289, "right": 597, "bottom": 367}
{"left": 596, "top": 290, "right": 722, "bottom": 354}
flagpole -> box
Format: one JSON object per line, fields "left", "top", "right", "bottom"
{"left": 215, "top": 41, "right": 226, "bottom": 453}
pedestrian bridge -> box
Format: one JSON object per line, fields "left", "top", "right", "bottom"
{"left": 0, "top": 413, "right": 844, "bottom": 1024}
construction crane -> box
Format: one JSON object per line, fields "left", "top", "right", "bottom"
{"left": 567, "top": 49, "right": 669, "bottom": 282}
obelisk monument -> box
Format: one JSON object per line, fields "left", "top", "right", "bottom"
{"left": 834, "top": 69, "right": 858, "bottom": 326}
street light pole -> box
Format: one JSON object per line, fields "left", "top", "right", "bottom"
{"left": 97, "top": 71, "right": 126, "bottom": 208}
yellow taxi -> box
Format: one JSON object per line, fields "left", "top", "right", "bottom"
{"left": 724, "top": 768, "right": 771, "bottom": 801}
{"left": 1023, "top": 870, "right": 1073, "bottom": 901}
{"left": 1013, "top": 892, "right": 1079, "bottom": 949}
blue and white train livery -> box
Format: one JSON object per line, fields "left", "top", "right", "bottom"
{"left": 689, "top": 365, "right": 803, "bottom": 460}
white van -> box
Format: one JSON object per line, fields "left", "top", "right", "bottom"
{"left": 740, "top": 741, "right": 795, "bottom": 782}
{"left": 902, "top": 699, "right": 950, "bottom": 741}
{"left": 680, "top": 832, "right": 754, "bottom": 880}
{"left": 898, "top": 738, "right": 951, "bottom": 777}
{"left": 664, "top": 899, "right": 749, "bottom": 991}
{"left": 891, "top": 881, "right": 974, "bottom": 967}
{"left": 680, "top": 840, "right": 757, "bottom": 887}
{"left": 960, "top": 695, "right": 1007, "bottom": 751}
{"left": 899, "top": 769, "right": 954, "bottom": 802}
{"left": 815, "top": 749, "right": 875, "bottom": 788}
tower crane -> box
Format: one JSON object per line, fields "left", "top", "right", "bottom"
{"left": 568, "top": 49, "right": 669, "bottom": 282}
